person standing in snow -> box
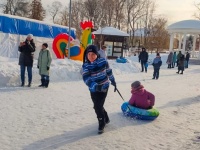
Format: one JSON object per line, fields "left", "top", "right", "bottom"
{"left": 185, "top": 52, "right": 190, "bottom": 68}
{"left": 176, "top": 51, "right": 182, "bottom": 67}
{"left": 176, "top": 54, "right": 185, "bottom": 74}
{"left": 172, "top": 51, "right": 177, "bottom": 68}
{"left": 129, "top": 81, "right": 155, "bottom": 109}
{"left": 18, "top": 34, "right": 36, "bottom": 87}
{"left": 152, "top": 53, "right": 162, "bottom": 80}
{"left": 138, "top": 47, "right": 148, "bottom": 73}
{"left": 98, "top": 45, "right": 107, "bottom": 60}
{"left": 166, "top": 51, "right": 173, "bottom": 68}
{"left": 37, "top": 43, "right": 52, "bottom": 88}
{"left": 82, "top": 44, "right": 117, "bottom": 134}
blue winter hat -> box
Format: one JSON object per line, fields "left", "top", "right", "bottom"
{"left": 83, "top": 45, "right": 99, "bottom": 63}
{"left": 86, "top": 45, "right": 98, "bottom": 55}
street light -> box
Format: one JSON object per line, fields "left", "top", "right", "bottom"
{"left": 68, "top": 0, "right": 72, "bottom": 59}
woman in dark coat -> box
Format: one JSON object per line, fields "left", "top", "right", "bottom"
{"left": 18, "top": 34, "right": 36, "bottom": 87}
{"left": 176, "top": 54, "right": 185, "bottom": 74}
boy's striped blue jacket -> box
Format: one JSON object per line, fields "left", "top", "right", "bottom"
{"left": 82, "top": 58, "right": 115, "bottom": 92}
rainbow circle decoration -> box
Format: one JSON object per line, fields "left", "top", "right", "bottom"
{"left": 121, "top": 102, "right": 159, "bottom": 120}
{"left": 52, "top": 33, "right": 81, "bottom": 60}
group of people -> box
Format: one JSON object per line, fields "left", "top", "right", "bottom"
{"left": 18, "top": 38, "right": 155, "bottom": 134}
{"left": 138, "top": 48, "right": 162, "bottom": 80}
{"left": 18, "top": 34, "right": 52, "bottom": 88}
{"left": 166, "top": 51, "right": 190, "bottom": 74}
{"left": 82, "top": 45, "right": 155, "bottom": 133}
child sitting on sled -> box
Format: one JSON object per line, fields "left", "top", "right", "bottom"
{"left": 129, "top": 81, "right": 155, "bottom": 109}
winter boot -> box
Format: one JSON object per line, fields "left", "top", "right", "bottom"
{"left": 98, "top": 118, "right": 105, "bottom": 134}
{"left": 21, "top": 82, "right": 24, "bottom": 87}
{"left": 104, "top": 111, "right": 110, "bottom": 124}
{"left": 176, "top": 71, "right": 179, "bottom": 74}
{"left": 44, "top": 80, "right": 49, "bottom": 88}
{"left": 38, "top": 79, "right": 45, "bottom": 87}
{"left": 28, "top": 82, "right": 31, "bottom": 87}
{"left": 180, "top": 71, "right": 183, "bottom": 74}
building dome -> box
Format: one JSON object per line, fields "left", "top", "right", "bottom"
{"left": 167, "top": 20, "right": 200, "bottom": 33}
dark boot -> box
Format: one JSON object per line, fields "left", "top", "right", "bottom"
{"left": 21, "top": 82, "right": 24, "bottom": 87}
{"left": 98, "top": 118, "right": 105, "bottom": 133}
{"left": 176, "top": 71, "right": 179, "bottom": 74}
{"left": 28, "top": 82, "right": 31, "bottom": 87}
{"left": 180, "top": 71, "right": 183, "bottom": 74}
{"left": 104, "top": 111, "right": 110, "bottom": 124}
{"left": 38, "top": 79, "right": 45, "bottom": 87}
{"left": 44, "top": 80, "right": 49, "bottom": 88}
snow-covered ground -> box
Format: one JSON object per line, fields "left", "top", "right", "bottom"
{"left": 0, "top": 54, "right": 200, "bottom": 150}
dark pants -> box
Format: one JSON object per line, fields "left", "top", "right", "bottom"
{"left": 153, "top": 68, "right": 160, "bottom": 79}
{"left": 141, "top": 61, "right": 147, "bottom": 72}
{"left": 20, "top": 65, "right": 32, "bottom": 83}
{"left": 41, "top": 74, "right": 49, "bottom": 80}
{"left": 172, "top": 62, "right": 175, "bottom": 68}
{"left": 185, "top": 60, "right": 189, "bottom": 68}
{"left": 167, "top": 64, "right": 172, "bottom": 68}
{"left": 90, "top": 90, "right": 108, "bottom": 119}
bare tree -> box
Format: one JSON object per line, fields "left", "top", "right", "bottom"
{"left": 30, "top": 0, "right": 46, "bottom": 21}
{"left": 83, "top": 0, "right": 103, "bottom": 28}
{"left": 56, "top": 6, "right": 69, "bottom": 26}
{"left": 1, "top": 0, "right": 31, "bottom": 17}
{"left": 47, "top": 1, "right": 62, "bottom": 23}
{"left": 71, "top": 0, "right": 85, "bottom": 38}
{"left": 101, "top": 0, "right": 115, "bottom": 26}
{"left": 146, "top": 17, "right": 170, "bottom": 52}
{"left": 143, "top": 0, "right": 156, "bottom": 46}
{"left": 113, "top": 0, "right": 126, "bottom": 29}
{"left": 193, "top": 2, "right": 200, "bottom": 20}
{"left": 127, "top": 0, "right": 146, "bottom": 47}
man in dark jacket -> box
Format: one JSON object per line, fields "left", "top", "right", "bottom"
{"left": 18, "top": 34, "right": 36, "bottom": 87}
{"left": 139, "top": 47, "right": 148, "bottom": 72}
{"left": 185, "top": 52, "right": 190, "bottom": 68}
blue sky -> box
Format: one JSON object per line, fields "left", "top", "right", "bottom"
{"left": 42, "top": 0, "right": 198, "bottom": 25}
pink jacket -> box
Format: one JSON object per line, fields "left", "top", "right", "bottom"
{"left": 129, "top": 88, "right": 155, "bottom": 109}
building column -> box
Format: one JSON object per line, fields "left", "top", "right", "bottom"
{"left": 182, "top": 33, "right": 187, "bottom": 54}
{"left": 192, "top": 35, "right": 197, "bottom": 58}
{"left": 169, "top": 33, "right": 174, "bottom": 52}
{"left": 178, "top": 34, "right": 182, "bottom": 51}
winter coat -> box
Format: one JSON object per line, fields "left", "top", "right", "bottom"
{"left": 152, "top": 56, "right": 162, "bottom": 69}
{"left": 177, "top": 52, "right": 182, "bottom": 61}
{"left": 82, "top": 57, "right": 115, "bottom": 92}
{"left": 98, "top": 49, "right": 107, "bottom": 59}
{"left": 129, "top": 88, "right": 155, "bottom": 109}
{"left": 18, "top": 39, "right": 36, "bottom": 67}
{"left": 37, "top": 48, "right": 52, "bottom": 76}
{"left": 139, "top": 51, "right": 148, "bottom": 62}
{"left": 185, "top": 53, "right": 190, "bottom": 61}
{"left": 173, "top": 53, "right": 177, "bottom": 63}
{"left": 178, "top": 55, "right": 185, "bottom": 71}
{"left": 166, "top": 52, "right": 173, "bottom": 64}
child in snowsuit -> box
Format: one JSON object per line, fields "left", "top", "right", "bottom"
{"left": 176, "top": 54, "right": 185, "bottom": 74}
{"left": 82, "top": 45, "right": 117, "bottom": 133}
{"left": 129, "top": 81, "right": 155, "bottom": 109}
{"left": 37, "top": 43, "right": 52, "bottom": 88}
{"left": 152, "top": 53, "right": 162, "bottom": 79}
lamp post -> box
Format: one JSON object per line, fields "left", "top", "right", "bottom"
{"left": 67, "top": 0, "right": 72, "bottom": 59}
